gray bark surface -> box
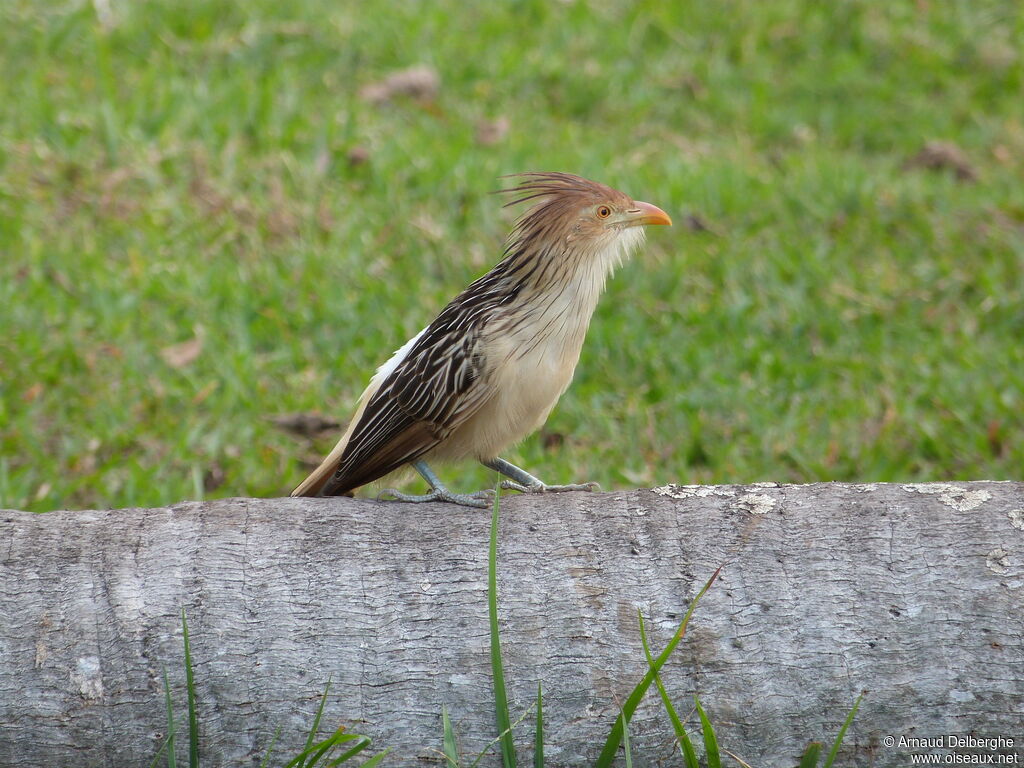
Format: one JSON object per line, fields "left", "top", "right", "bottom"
{"left": 1, "top": 482, "right": 1022, "bottom": 767}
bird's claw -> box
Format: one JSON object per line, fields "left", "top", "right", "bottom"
{"left": 499, "top": 480, "right": 600, "bottom": 494}
{"left": 377, "top": 486, "right": 495, "bottom": 509}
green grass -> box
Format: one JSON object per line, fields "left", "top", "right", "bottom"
{"left": 1, "top": 0, "right": 1021, "bottom": 512}
{"left": 156, "top": 618, "right": 389, "bottom": 767}
{"left": 436, "top": 497, "right": 859, "bottom": 766}
{"left": 488, "top": 489, "right": 518, "bottom": 768}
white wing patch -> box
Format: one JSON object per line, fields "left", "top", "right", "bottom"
{"left": 373, "top": 326, "right": 428, "bottom": 385}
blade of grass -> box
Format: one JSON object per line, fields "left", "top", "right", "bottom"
{"left": 327, "top": 734, "right": 371, "bottom": 765}
{"left": 593, "top": 566, "right": 722, "bottom": 768}
{"left": 822, "top": 694, "right": 863, "bottom": 768}
{"left": 695, "top": 697, "right": 719, "bottom": 768}
{"left": 144, "top": 660, "right": 177, "bottom": 768}
{"left": 310, "top": 731, "right": 353, "bottom": 766}
{"left": 621, "top": 703, "right": 633, "bottom": 768}
{"left": 259, "top": 727, "right": 282, "bottom": 768}
{"left": 297, "top": 678, "right": 334, "bottom": 768}
{"left": 799, "top": 742, "right": 823, "bottom": 768}
{"left": 359, "top": 752, "right": 391, "bottom": 768}
{"left": 181, "top": 609, "right": 198, "bottom": 768}
{"left": 533, "top": 683, "right": 543, "bottom": 768}
{"left": 162, "top": 664, "right": 177, "bottom": 768}
{"left": 638, "top": 612, "right": 699, "bottom": 768}
{"left": 488, "top": 488, "right": 516, "bottom": 768}
{"left": 147, "top": 733, "right": 175, "bottom": 768}
{"left": 312, "top": 730, "right": 359, "bottom": 766}
{"left": 468, "top": 694, "right": 539, "bottom": 768}
{"left": 283, "top": 731, "right": 360, "bottom": 768}
{"left": 442, "top": 704, "right": 460, "bottom": 767}
{"left": 722, "top": 748, "right": 754, "bottom": 768}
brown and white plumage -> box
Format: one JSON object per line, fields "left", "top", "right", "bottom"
{"left": 292, "top": 173, "right": 671, "bottom": 504}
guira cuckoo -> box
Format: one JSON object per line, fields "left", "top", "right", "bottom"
{"left": 292, "top": 173, "right": 671, "bottom": 507}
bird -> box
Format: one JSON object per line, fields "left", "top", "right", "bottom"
{"left": 292, "top": 172, "right": 672, "bottom": 507}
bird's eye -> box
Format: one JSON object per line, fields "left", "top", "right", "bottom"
{"left": 597, "top": 206, "right": 611, "bottom": 219}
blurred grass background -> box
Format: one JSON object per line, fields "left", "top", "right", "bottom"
{"left": 0, "top": 0, "right": 1021, "bottom": 513}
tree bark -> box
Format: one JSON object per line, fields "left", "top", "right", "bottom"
{"left": 1, "top": 482, "right": 1022, "bottom": 767}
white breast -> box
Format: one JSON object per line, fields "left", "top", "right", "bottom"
{"left": 435, "top": 228, "right": 644, "bottom": 462}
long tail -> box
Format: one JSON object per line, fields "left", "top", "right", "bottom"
{"left": 290, "top": 436, "right": 350, "bottom": 496}
{"left": 294, "top": 327, "right": 428, "bottom": 497}
{"left": 290, "top": 380, "right": 379, "bottom": 497}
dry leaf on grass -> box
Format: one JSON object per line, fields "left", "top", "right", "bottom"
{"left": 160, "top": 337, "right": 203, "bottom": 368}
{"left": 475, "top": 116, "right": 509, "bottom": 146}
{"left": 203, "top": 463, "right": 226, "bottom": 493}
{"left": 346, "top": 145, "right": 371, "bottom": 166}
{"left": 270, "top": 412, "right": 343, "bottom": 438}
{"left": 541, "top": 430, "right": 565, "bottom": 451}
{"left": 684, "top": 212, "right": 718, "bottom": 233}
{"left": 22, "top": 382, "right": 43, "bottom": 402}
{"left": 359, "top": 65, "right": 440, "bottom": 104}
{"left": 903, "top": 141, "right": 978, "bottom": 182}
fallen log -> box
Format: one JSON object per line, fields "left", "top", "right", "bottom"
{"left": 1, "top": 481, "right": 1022, "bottom": 766}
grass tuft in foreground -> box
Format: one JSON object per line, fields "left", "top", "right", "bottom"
{"left": 438, "top": 493, "right": 862, "bottom": 766}
{"left": 155, "top": 614, "right": 389, "bottom": 767}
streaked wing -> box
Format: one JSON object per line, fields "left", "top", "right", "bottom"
{"left": 319, "top": 317, "right": 493, "bottom": 495}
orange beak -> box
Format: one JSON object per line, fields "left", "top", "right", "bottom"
{"left": 626, "top": 200, "right": 672, "bottom": 227}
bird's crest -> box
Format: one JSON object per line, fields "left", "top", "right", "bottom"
{"left": 497, "top": 172, "right": 635, "bottom": 253}
{"left": 497, "top": 172, "right": 627, "bottom": 209}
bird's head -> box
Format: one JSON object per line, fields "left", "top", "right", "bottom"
{"left": 500, "top": 172, "right": 671, "bottom": 272}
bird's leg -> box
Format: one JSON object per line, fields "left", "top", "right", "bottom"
{"left": 483, "top": 457, "right": 600, "bottom": 494}
{"left": 377, "top": 460, "right": 496, "bottom": 509}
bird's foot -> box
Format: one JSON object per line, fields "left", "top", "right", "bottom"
{"left": 377, "top": 486, "right": 496, "bottom": 509}
{"left": 483, "top": 457, "right": 601, "bottom": 495}
{"left": 499, "top": 480, "right": 600, "bottom": 494}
